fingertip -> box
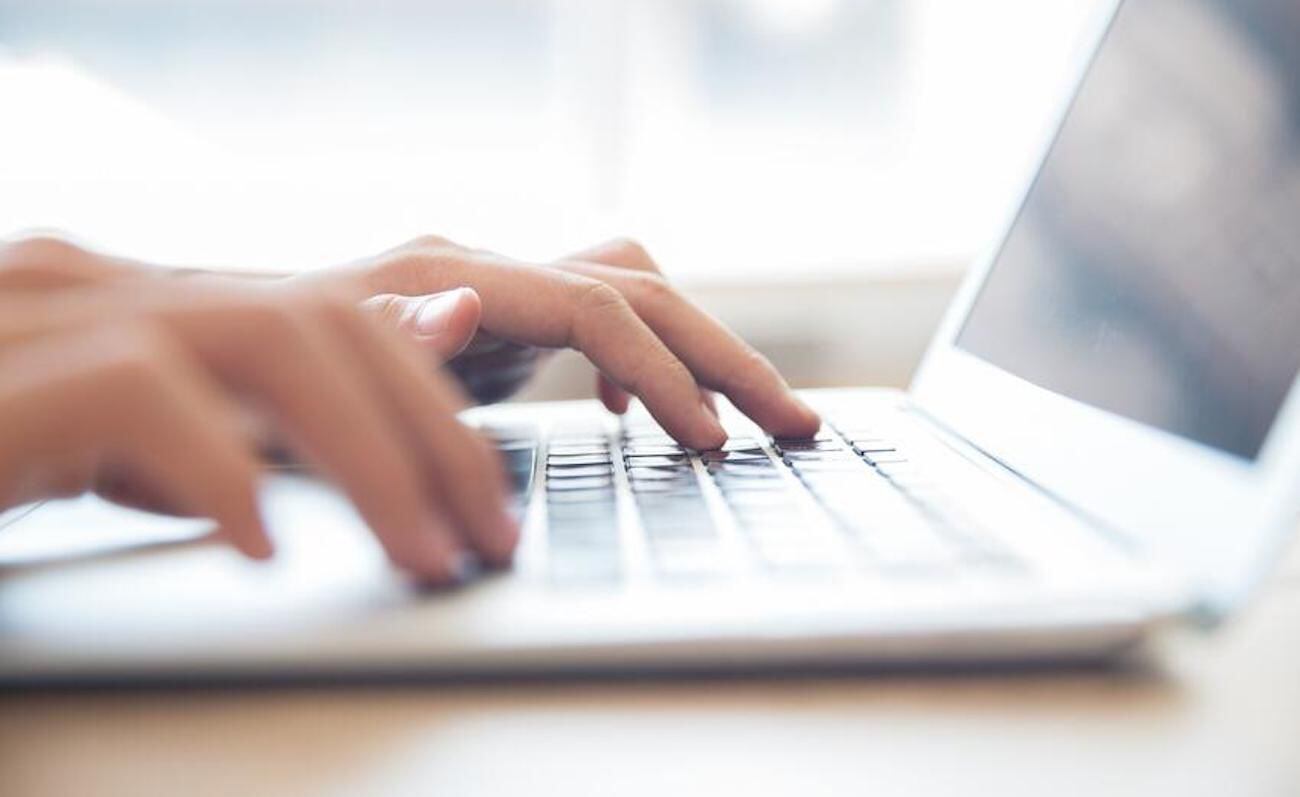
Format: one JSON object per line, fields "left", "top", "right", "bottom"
{"left": 414, "top": 287, "right": 482, "bottom": 360}
{"left": 748, "top": 392, "right": 821, "bottom": 440}
{"left": 685, "top": 402, "right": 728, "bottom": 450}
{"left": 788, "top": 395, "right": 823, "bottom": 436}
{"left": 403, "top": 535, "right": 471, "bottom": 585}
{"left": 448, "top": 286, "right": 483, "bottom": 333}
{"left": 244, "top": 535, "right": 275, "bottom": 561}
{"left": 217, "top": 522, "right": 275, "bottom": 561}
{"left": 597, "top": 375, "right": 631, "bottom": 415}
{"left": 408, "top": 550, "right": 476, "bottom": 588}
{"left": 479, "top": 514, "right": 521, "bottom": 567}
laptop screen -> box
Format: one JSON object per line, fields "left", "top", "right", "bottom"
{"left": 957, "top": 0, "right": 1300, "bottom": 460}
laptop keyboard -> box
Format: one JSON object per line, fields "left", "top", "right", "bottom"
{"left": 488, "top": 414, "right": 1020, "bottom": 587}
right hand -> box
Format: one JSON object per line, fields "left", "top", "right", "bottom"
{"left": 0, "top": 265, "right": 517, "bottom": 584}
{"left": 318, "top": 235, "right": 822, "bottom": 448}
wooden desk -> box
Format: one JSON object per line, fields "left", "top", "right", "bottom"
{"left": 4, "top": 548, "right": 1299, "bottom": 797}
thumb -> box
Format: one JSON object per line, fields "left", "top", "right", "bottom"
{"left": 363, "top": 287, "right": 483, "bottom": 361}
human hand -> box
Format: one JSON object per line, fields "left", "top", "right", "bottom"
{"left": 318, "top": 236, "right": 821, "bottom": 449}
{"left": 0, "top": 255, "right": 517, "bottom": 583}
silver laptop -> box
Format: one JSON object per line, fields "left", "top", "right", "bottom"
{"left": 2, "top": 0, "right": 1299, "bottom": 682}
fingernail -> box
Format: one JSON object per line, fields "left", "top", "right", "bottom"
{"left": 414, "top": 290, "right": 464, "bottom": 336}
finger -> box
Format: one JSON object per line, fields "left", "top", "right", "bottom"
{"left": 383, "top": 259, "right": 725, "bottom": 447}
{"left": 597, "top": 372, "right": 631, "bottom": 415}
{"left": 363, "top": 287, "right": 482, "bottom": 361}
{"left": 96, "top": 464, "right": 189, "bottom": 516}
{"left": 322, "top": 304, "right": 520, "bottom": 566}
{"left": 174, "top": 297, "right": 467, "bottom": 580}
{"left": 0, "top": 236, "right": 143, "bottom": 292}
{"left": 12, "top": 281, "right": 471, "bottom": 579}
{"left": 561, "top": 240, "right": 815, "bottom": 438}
{"left": 563, "top": 237, "right": 660, "bottom": 273}
{"left": 353, "top": 246, "right": 727, "bottom": 446}
{"left": 0, "top": 324, "right": 271, "bottom": 558}
{"left": 558, "top": 261, "right": 820, "bottom": 439}
{"left": 566, "top": 240, "right": 674, "bottom": 420}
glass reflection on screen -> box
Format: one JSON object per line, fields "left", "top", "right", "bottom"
{"left": 958, "top": 0, "right": 1300, "bottom": 460}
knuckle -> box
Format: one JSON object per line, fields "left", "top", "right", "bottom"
{"left": 412, "top": 233, "right": 454, "bottom": 249}
{"left": 575, "top": 280, "right": 627, "bottom": 314}
{"left": 2, "top": 235, "right": 86, "bottom": 268}
{"left": 362, "top": 293, "right": 407, "bottom": 327}
{"left": 382, "top": 250, "right": 462, "bottom": 294}
{"left": 723, "top": 346, "right": 774, "bottom": 394}
{"left": 568, "top": 280, "right": 629, "bottom": 347}
{"left": 627, "top": 271, "right": 675, "bottom": 307}
{"left": 610, "top": 236, "right": 653, "bottom": 265}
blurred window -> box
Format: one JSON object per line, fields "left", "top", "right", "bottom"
{"left": 0, "top": 0, "right": 1103, "bottom": 280}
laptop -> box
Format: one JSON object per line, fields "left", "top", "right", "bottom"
{"left": 2, "top": 0, "right": 1299, "bottom": 682}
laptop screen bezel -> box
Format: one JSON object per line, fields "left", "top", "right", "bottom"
{"left": 908, "top": 0, "right": 1300, "bottom": 618}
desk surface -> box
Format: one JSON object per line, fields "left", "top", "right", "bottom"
{"left": 4, "top": 547, "right": 1299, "bottom": 797}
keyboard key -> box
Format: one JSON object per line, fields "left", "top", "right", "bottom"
{"left": 633, "top": 493, "right": 709, "bottom": 511}
{"left": 547, "top": 476, "right": 614, "bottom": 491}
{"left": 709, "top": 469, "right": 781, "bottom": 483}
{"left": 713, "top": 479, "right": 786, "bottom": 495}
{"left": 752, "top": 541, "right": 840, "bottom": 572}
{"left": 849, "top": 439, "right": 896, "bottom": 454}
{"left": 500, "top": 447, "right": 536, "bottom": 496}
{"left": 862, "top": 451, "right": 908, "bottom": 466}
{"left": 630, "top": 480, "right": 701, "bottom": 495}
{"left": 621, "top": 429, "right": 676, "bottom": 443}
{"left": 546, "top": 464, "right": 614, "bottom": 479}
{"left": 549, "top": 431, "right": 607, "bottom": 443}
{"left": 549, "top": 550, "right": 622, "bottom": 585}
{"left": 548, "top": 454, "right": 614, "bottom": 467}
{"left": 626, "top": 466, "right": 694, "bottom": 481}
{"left": 641, "top": 516, "right": 716, "bottom": 540}
{"left": 700, "top": 450, "right": 769, "bottom": 463}
{"left": 624, "top": 444, "right": 686, "bottom": 456}
{"left": 650, "top": 542, "right": 724, "bottom": 580}
{"left": 782, "top": 450, "right": 858, "bottom": 463}
{"left": 775, "top": 440, "right": 844, "bottom": 452}
{"left": 495, "top": 437, "right": 537, "bottom": 451}
{"left": 774, "top": 429, "right": 835, "bottom": 444}
{"left": 787, "top": 460, "right": 866, "bottom": 475}
{"left": 626, "top": 454, "right": 690, "bottom": 467}
{"left": 548, "top": 521, "right": 617, "bottom": 546}
{"left": 706, "top": 458, "right": 777, "bottom": 471}
{"left": 546, "top": 488, "right": 616, "bottom": 504}
{"left": 723, "top": 489, "right": 800, "bottom": 508}
{"left": 547, "top": 443, "right": 610, "bottom": 456}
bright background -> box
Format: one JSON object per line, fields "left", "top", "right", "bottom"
{"left": 0, "top": 0, "right": 1106, "bottom": 394}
